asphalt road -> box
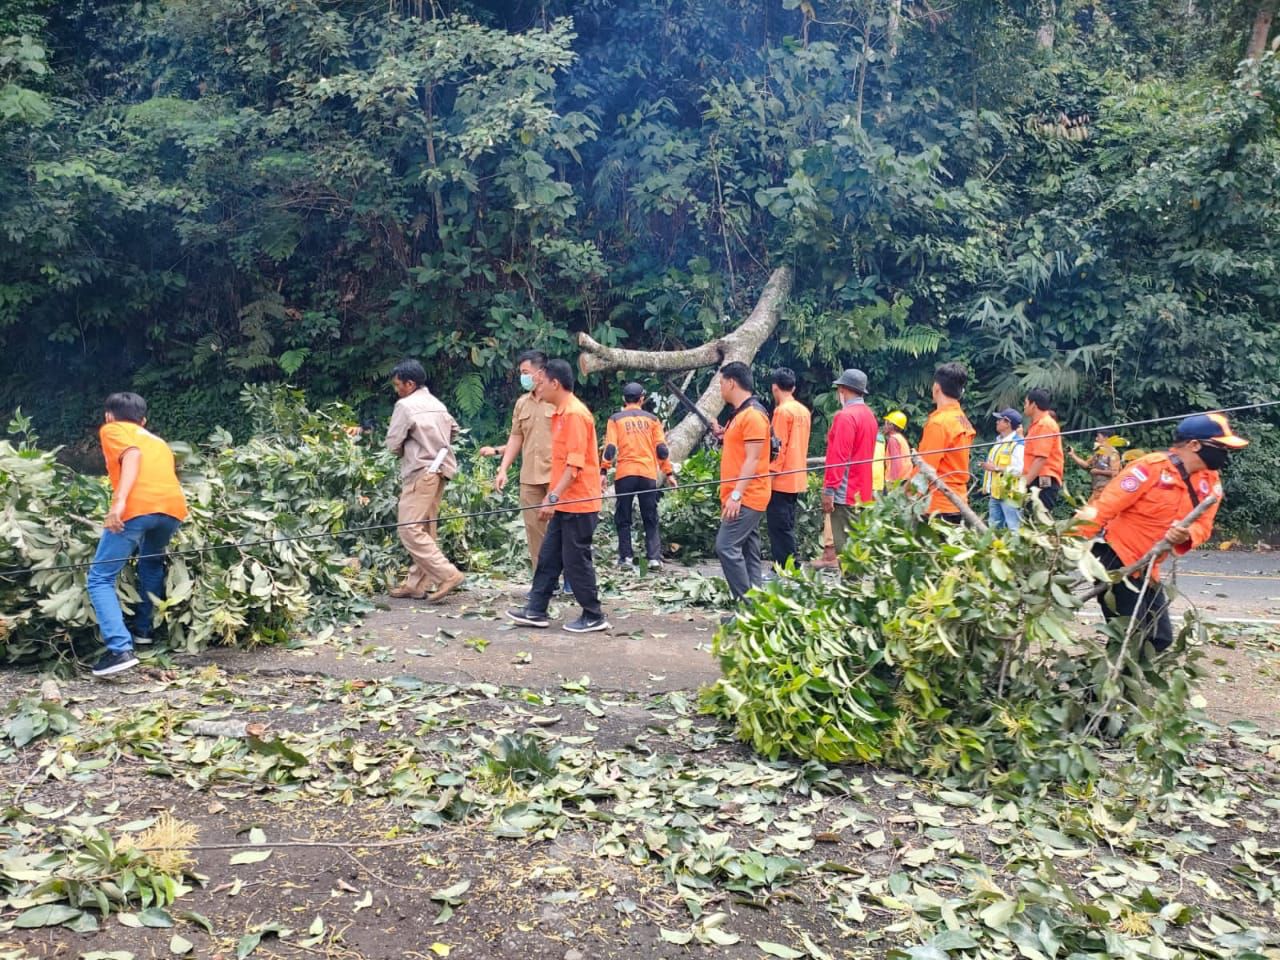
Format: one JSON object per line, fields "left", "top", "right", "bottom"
{"left": 1137, "top": 549, "right": 1280, "bottom": 622}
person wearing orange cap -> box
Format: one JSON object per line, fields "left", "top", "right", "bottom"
{"left": 1074, "top": 413, "right": 1248, "bottom": 651}
{"left": 1023, "top": 387, "right": 1065, "bottom": 516}
{"left": 602, "top": 382, "right": 676, "bottom": 571}
{"left": 909, "top": 363, "right": 975, "bottom": 522}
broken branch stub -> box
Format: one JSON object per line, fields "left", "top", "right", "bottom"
{"left": 577, "top": 266, "right": 793, "bottom": 462}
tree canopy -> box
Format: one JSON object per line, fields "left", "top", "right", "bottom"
{"left": 1, "top": 0, "right": 1278, "bottom": 500}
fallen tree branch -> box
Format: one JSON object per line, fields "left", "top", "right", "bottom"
{"left": 577, "top": 266, "right": 793, "bottom": 461}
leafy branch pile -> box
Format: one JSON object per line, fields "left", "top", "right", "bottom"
{"left": 702, "top": 491, "right": 1205, "bottom": 791}
{"left": 0, "top": 386, "right": 527, "bottom": 664}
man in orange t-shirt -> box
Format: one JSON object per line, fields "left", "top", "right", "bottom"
{"left": 507, "top": 360, "right": 610, "bottom": 634}
{"left": 909, "top": 363, "right": 976, "bottom": 522}
{"left": 715, "top": 362, "right": 772, "bottom": 604}
{"left": 87, "top": 392, "right": 188, "bottom": 677}
{"left": 766, "top": 367, "right": 811, "bottom": 568}
{"left": 1022, "top": 387, "right": 1065, "bottom": 516}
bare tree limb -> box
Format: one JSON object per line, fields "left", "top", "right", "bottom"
{"left": 576, "top": 266, "right": 793, "bottom": 462}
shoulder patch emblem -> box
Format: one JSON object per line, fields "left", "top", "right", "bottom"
{"left": 1198, "top": 479, "right": 1211, "bottom": 495}
{"left": 1213, "top": 482, "right": 1223, "bottom": 497}
{"left": 1130, "top": 467, "right": 1148, "bottom": 482}
{"left": 1119, "top": 475, "right": 1140, "bottom": 493}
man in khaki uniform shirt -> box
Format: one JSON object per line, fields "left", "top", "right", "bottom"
{"left": 479, "top": 350, "right": 555, "bottom": 570}
{"left": 385, "top": 359, "right": 465, "bottom": 602}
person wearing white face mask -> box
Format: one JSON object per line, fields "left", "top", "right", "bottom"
{"left": 479, "top": 349, "right": 559, "bottom": 576}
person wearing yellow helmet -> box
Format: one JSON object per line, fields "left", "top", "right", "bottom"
{"left": 873, "top": 410, "right": 912, "bottom": 494}
{"left": 1069, "top": 428, "right": 1126, "bottom": 503}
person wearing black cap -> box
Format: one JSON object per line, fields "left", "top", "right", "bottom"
{"left": 1074, "top": 413, "right": 1249, "bottom": 651}
{"left": 822, "top": 368, "right": 878, "bottom": 552}
{"left": 980, "top": 408, "right": 1025, "bottom": 531}
{"left": 601, "top": 382, "right": 676, "bottom": 571}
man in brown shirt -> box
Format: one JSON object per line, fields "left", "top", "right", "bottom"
{"left": 479, "top": 349, "right": 556, "bottom": 571}
{"left": 385, "top": 359, "right": 465, "bottom": 603}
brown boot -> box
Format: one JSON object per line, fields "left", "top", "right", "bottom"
{"left": 428, "top": 571, "right": 465, "bottom": 604}
{"left": 389, "top": 583, "right": 427, "bottom": 599}
{"left": 811, "top": 545, "right": 838, "bottom": 569}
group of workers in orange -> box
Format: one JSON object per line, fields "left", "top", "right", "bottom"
{"left": 84, "top": 353, "right": 1249, "bottom": 677}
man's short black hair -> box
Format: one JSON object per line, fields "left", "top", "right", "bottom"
{"left": 391, "top": 359, "right": 427, "bottom": 389}
{"left": 721, "top": 361, "right": 753, "bottom": 392}
{"left": 545, "top": 358, "right": 575, "bottom": 391}
{"left": 771, "top": 367, "right": 797, "bottom": 392}
{"left": 933, "top": 362, "right": 968, "bottom": 400}
{"left": 105, "top": 392, "right": 147, "bottom": 424}
{"left": 516, "top": 349, "right": 547, "bottom": 370}
{"left": 1026, "top": 387, "right": 1051, "bottom": 411}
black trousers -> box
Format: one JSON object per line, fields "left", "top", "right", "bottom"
{"left": 1026, "top": 479, "right": 1062, "bottom": 515}
{"left": 1092, "top": 540, "right": 1173, "bottom": 652}
{"left": 766, "top": 491, "right": 799, "bottom": 565}
{"left": 530, "top": 512, "right": 602, "bottom": 618}
{"left": 614, "top": 475, "right": 661, "bottom": 561}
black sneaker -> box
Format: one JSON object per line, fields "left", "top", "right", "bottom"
{"left": 564, "top": 614, "right": 610, "bottom": 633}
{"left": 133, "top": 635, "right": 153, "bottom": 646}
{"left": 507, "top": 607, "right": 550, "bottom": 628}
{"left": 92, "top": 650, "right": 139, "bottom": 677}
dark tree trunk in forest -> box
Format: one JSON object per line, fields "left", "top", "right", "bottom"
{"left": 1246, "top": 2, "right": 1276, "bottom": 60}
{"left": 1036, "top": 0, "right": 1056, "bottom": 51}
{"left": 577, "top": 267, "right": 793, "bottom": 462}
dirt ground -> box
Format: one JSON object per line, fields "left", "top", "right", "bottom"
{"left": 1, "top": 569, "right": 1278, "bottom": 960}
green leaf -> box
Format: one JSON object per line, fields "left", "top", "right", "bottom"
{"left": 979, "top": 899, "right": 1017, "bottom": 930}
{"left": 138, "top": 907, "right": 175, "bottom": 928}
{"left": 14, "top": 903, "right": 82, "bottom": 928}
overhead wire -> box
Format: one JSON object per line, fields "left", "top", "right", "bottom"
{"left": 1, "top": 397, "right": 1277, "bottom": 580}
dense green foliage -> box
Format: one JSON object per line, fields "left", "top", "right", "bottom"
{"left": 0, "top": 0, "right": 1277, "bottom": 517}
{"left": 702, "top": 490, "right": 1204, "bottom": 791}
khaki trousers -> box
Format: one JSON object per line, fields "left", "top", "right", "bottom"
{"left": 821, "top": 514, "right": 835, "bottom": 549}
{"left": 398, "top": 472, "right": 460, "bottom": 591}
{"left": 520, "top": 481, "right": 551, "bottom": 571}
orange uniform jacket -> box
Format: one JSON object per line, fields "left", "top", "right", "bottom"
{"left": 910, "top": 401, "right": 975, "bottom": 514}
{"left": 1024, "top": 412, "right": 1065, "bottom": 482}
{"left": 770, "top": 398, "right": 812, "bottom": 495}
{"left": 1075, "top": 451, "right": 1222, "bottom": 580}
{"left": 601, "top": 407, "right": 674, "bottom": 481}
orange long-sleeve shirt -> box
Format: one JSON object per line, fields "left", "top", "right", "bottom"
{"left": 1074, "top": 451, "right": 1221, "bottom": 580}
{"left": 601, "top": 406, "right": 674, "bottom": 481}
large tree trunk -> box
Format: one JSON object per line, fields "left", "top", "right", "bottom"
{"left": 577, "top": 266, "right": 793, "bottom": 462}
{"left": 1246, "top": 1, "right": 1276, "bottom": 60}
{"left": 1036, "top": 0, "right": 1056, "bottom": 51}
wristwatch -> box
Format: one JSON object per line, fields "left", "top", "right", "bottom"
{"left": 730, "top": 490, "right": 743, "bottom": 503}
{"left": 547, "top": 493, "right": 560, "bottom": 504}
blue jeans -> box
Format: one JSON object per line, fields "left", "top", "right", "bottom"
{"left": 987, "top": 496, "right": 1021, "bottom": 531}
{"left": 86, "top": 513, "right": 181, "bottom": 653}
